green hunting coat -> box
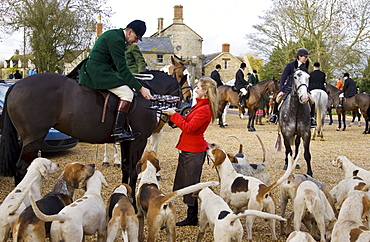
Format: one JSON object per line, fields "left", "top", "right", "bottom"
{"left": 78, "top": 29, "right": 142, "bottom": 91}
{"left": 125, "top": 44, "right": 146, "bottom": 73}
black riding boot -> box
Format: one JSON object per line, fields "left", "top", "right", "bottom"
{"left": 112, "top": 100, "right": 141, "bottom": 142}
{"left": 238, "top": 94, "right": 246, "bottom": 107}
{"left": 310, "top": 103, "right": 317, "bottom": 128}
{"left": 176, "top": 202, "right": 198, "bottom": 226}
{"left": 269, "top": 101, "right": 279, "bottom": 124}
{"left": 337, "top": 98, "right": 343, "bottom": 109}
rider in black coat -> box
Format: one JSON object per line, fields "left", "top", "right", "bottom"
{"left": 234, "top": 62, "right": 251, "bottom": 107}
{"left": 269, "top": 48, "right": 316, "bottom": 127}
{"left": 338, "top": 72, "right": 357, "bottom": 108}
{"left": 309, "top": 62, "right": 326, "bottom": 92}
{"left": 210, "top": 64, "right": 223, "bottom": 87}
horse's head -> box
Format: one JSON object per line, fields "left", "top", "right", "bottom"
{"left": 169, "top": 56, "right": 191, "bottom": 103}
{"left": 292, "top": 70, "right": 309, "bottom": 104}
{"left": 266, "top": 79, "right": 279, "bottom": 99}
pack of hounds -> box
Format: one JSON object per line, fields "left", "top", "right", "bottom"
{"left": 1, "top": 135, "right": 370, "bottom": 241}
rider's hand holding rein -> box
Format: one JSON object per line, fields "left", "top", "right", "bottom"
{"left": 139, "top": 86, "right": 153, "bottom": 100}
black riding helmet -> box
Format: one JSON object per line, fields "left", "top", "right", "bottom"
{"left": 296, "top": 48, "right": 309, "bottom": 57}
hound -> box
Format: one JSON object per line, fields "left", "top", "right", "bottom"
{"left": 29, "top": 170, "right": 108, "bottom": 241}
{"left": 279, "top": 173, "right": 336, "bottom": 235}
{"left": 206, "top": 142, "right": 297, "bottom": 241}
{"left": 106, "top": 183, "right": 139, "bottom": 242}
{"left": 331, "top": 155, "right": 370, "bottom": 183}
{"left": 227, "top": 134, "right": 270, "bottom": 184}
{"left": 293, "top": 180, "right": 337, "bottom": 242}
{"left": 12, "top": 162, "right": 95, "bottom": 242}
{"left": 330, "top": 172, "right": 366, "bottom": 209}
{"left": 196, "top": 187, "right": 286, "bottom": 242}
{"left": 136, "top": 151, "right": 218, "bottom": 242}
{"left": 0, "top": 158, "right": 59, "bottom": 242}
{"left": 286, "top": 231, "right": 316, "bottom": 242}
{"left": 331, "top": 190, "right": 370, "bottom": 242}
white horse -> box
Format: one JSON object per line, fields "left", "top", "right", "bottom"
{"left": 310, "top": 89, "right": 328, "bottom": 141}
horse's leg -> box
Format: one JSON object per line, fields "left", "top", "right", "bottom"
{"left": 120, "top": 143, "right": 131, "bottom": 184}
{"left": 223, "top": 102, "right": 229, "bottom": 126}
{"left": 302, "top": 133, "right": 313, "bottom": 177}
{"left": 283, "top": 137, "right": 292, "bottom": 170}
{"left": 113, "top": 143, "right": 121, "bottom": 168}
{"left": 102, "top": 143, "right": 110, "bottom": 167}
{"left": 342, "top": 112, "right": 346, "bottom": 131}
{"left": 336, "top": 113, "right": 342, "bottom": 131}
{"left": 150, "top": 129, "right": 163, "bottom": 153}
{"left": 293, "top": 136, "right": 301, "bottom": 169}
{"left": 218, "top": 102, "right": 227, "bottom": 128}
{"left": 328, "top": 108, "right": 333, "bottom": 125}
{"left": 16, "top": 139, "right": 43, "bottom": 184}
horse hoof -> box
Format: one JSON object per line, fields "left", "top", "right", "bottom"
{"left": 336, "top": 128, "right": 340, "bottom": 131}
{"left": 219, "top": 125, "right": 225, "bottom": 129}
{"left": 113, "top": 164, "right": 121, "bottom": 168}
{"left": 295, "top": 164, "right": 301, "bottom": 169}
{"left": 251, "top": 127, "right": 256, "bottom": 131}
{"left": 102, "top": 162, "right": 109, "bottom": 167}
{"left": 224, "top": 123, "right": 229, "bottom": 126}
{"left": 248, "top": 128, "right": 253, "bottom": 132}
{"left": 283, "top": 164, "right": 287, "bottom": 170}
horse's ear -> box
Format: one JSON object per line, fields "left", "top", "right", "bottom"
{"left": 171, "top": 56, "right": 176, "bottom": 65}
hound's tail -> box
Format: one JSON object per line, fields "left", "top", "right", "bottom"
{"left": 29, "top": 193, "right": 67, "bottom": 222}
{"left": 260, "top": 152, "right": 300, "bottom": 196}
{"left": 255, "top": 134, "right": 267, "bottom": 165}
{"left": 8, "top": 177, "right": 38, "bottom": 215}
{"left": 222, "top": 209, "right": 286, "bottom": 223}
{"left": 160, "top": 181, "right": 219, "bottom": 207}
{"left": 227, "top": 135, "right": 243, "bottom": 155}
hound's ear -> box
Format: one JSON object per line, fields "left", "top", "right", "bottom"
{"left": 72, "top": 177, "right": 79, "bottom": 188}
{"left": 214, "top": 149, "right": 227, "bottom": 167}
{"left": 227, "top": 153, "right": 237, "bottom": 163}
{"left": 362, "top": 194, "right": 370, "bottom": 218}
{"left": 100, "top": 173, "right": 108, "bottom": 187}
{"left": 136, "top": 160, "right": 143, "bottom": 174}
{"left": 39, "top": 164, "right": 48, "bottom": 178}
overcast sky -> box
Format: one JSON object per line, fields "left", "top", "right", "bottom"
{"left": 0, "top": 0, "right": 272, "bottom": 61}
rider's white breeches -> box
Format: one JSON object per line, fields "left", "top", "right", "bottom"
{"left": 108, "top": 85, "right": 134, "bottom": 101}
{"left": 240, "top": 87, "right": 248, "bottom": 95}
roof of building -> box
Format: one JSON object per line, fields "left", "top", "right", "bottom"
{"left": 150, "top": 23, "right": 202, "bottom": 40}
{"left": 202, "top": 52, "right": 222, "bottom": 67}
{"left": 137, "top": 37, "right": 174, "bottom": 54}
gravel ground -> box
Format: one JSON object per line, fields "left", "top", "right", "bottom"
{"left": 1, "top": 112, "right": 369, "bottom": 241}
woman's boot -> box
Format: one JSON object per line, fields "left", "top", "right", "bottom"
{"left": 176, "top": 203, "right": 198, "bottom": 226}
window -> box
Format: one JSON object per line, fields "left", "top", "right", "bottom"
{"left": 224, "top": 60, "right": 228, "bottom": 70}
{"left": 157, "top": 54, "right": 164, "bottom": 63}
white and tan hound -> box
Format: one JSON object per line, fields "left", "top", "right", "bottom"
{"left": 0, "top": 158, "right": 59, "bottom": 242}
{"left": 12, "top": 162, "right": 95, "bottom": 242}
{"left": 136, "top": 151, "right": 218, "bottom": 242}
{"left": 206, "top": 142, "right": 297, "bottom": 241}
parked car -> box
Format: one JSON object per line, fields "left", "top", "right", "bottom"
{"left": 0, "top": 82, "right": 78, "bottom": 153}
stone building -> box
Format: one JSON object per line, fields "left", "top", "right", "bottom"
{"left": 149, "top": 5, "right": 203, "bottom": 81}
{"left": 203, "top": 43, "right": 252, "bottom": 83}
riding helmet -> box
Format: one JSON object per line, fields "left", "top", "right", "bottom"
{"left": 296, "top": 48, "right": 309, "bottom": 57}
{"left": 126, "top": 20, "right": 146, "bottom": 41}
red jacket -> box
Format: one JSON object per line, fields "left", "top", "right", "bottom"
{"left": 170, "top": 98, "right": 212, "bottom": 152}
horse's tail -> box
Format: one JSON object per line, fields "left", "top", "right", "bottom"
{"left": 316, "top": 93, "right": 323, "bottom": 128}
{"left": 0, "top": 85, "right": 22, "bottom": 177}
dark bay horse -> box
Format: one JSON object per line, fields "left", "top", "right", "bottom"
{"left": 217, "top": 79, "right": 278, "bottom": 131}
{"left": 0, "top": 71, "right": 182, "bottom": 193}
{"left": 326, "top": 83, "right": 370, "bottom": 133}
{"left": 279, "top": 70, "right": 312, "bottom": 176}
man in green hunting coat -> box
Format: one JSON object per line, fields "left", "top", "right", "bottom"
{"left": 79, "top": 20, "right": 153, "bottom": 142}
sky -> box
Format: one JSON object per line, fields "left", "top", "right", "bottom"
{"left": 0, "top": 0, "right": 272, "bottom": 61}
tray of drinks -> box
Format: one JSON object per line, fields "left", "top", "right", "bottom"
{"left": 145, "top": 94, "right": 181, "bottom": 111}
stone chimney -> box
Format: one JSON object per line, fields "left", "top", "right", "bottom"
{"left": 222, "top": 43, "right": 230, "bottom": 53}
{"left": 173, "top": 5, "right": 183, "bottom": 24}
{"left": 157, "top": 17, "right": 164, "bottom": 36}
{"left": 96, "top": 14, "right": 103, "bottom": 37}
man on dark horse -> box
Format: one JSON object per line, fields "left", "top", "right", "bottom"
{"left": 337, "top": 72, "right": 357, "bottom": 108}
{"left": 269, "top": 48, "right": 317, "bottom": 127}
{"left": 78, "top": 20, "right": 153, "bottom": 143}
{"left": 235, "top": 62, "right": 252, "bottom": 107}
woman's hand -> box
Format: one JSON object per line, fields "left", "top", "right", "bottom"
{"left": 162, "top": 108, "right": 176, "bottom": 116}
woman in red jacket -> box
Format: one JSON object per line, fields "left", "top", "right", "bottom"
{"left": 163, "top": 76, "right": 218, "bottom": 226}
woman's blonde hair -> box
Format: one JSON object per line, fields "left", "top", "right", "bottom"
{"left": 198, "top": 76, "right": 218, "bottom": 121}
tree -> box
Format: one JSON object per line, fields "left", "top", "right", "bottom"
{"left": 0, "top": 0, "right": 112, "bottom": 72}
{"left": 247, "top": 0, "right": 370, "bottom": 80}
